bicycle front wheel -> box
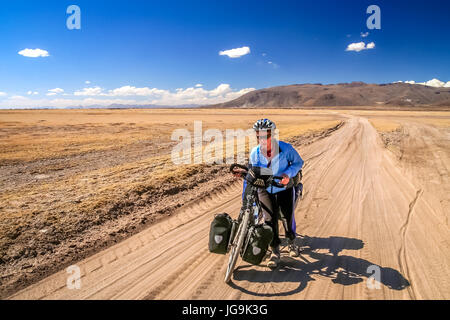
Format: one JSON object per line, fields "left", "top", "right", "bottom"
{"left": 224, "top": 210, "right": 250, "bottom": 283}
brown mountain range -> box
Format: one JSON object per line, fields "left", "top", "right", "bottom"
{"left": 204, "top": 82, "right": 450, "bottom": 109}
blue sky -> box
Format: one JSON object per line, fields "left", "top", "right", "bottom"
{"left": 0, "top": 0, "right": 449, "bottom": 107}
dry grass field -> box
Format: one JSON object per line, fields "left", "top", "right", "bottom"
{"left": 0, "top": 108, "right": 343, "bottom": 296}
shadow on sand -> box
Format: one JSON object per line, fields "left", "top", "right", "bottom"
{"left": 228, "top": 235, "right": 410, "bottom": 297}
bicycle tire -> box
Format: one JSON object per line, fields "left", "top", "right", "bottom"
{"left": 224, "top": 210, "right": 250, "bottom": 283}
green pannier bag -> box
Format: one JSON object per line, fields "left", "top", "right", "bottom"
{"left": 241, "top": 224, "right": 274, "bottom": 265}
{"left": 208, "top": 213, "right": 233, "bottom": 254}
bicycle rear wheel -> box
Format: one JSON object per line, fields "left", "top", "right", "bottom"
{"left": 224, "top": 210, "right": 250, "bottom": 283}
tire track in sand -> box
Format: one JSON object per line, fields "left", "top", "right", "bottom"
{"left": 398, "top": 188, "right": 423, "bottom": 300}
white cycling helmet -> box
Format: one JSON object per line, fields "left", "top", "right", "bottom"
{"left": 252, "top": 118, "right": 276, "bottom": 131}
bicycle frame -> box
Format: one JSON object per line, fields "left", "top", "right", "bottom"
{"left": 224, "top": 183, "right": 272, "bottom": 283}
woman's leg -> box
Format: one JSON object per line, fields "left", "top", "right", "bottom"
{"left": 257, "top": 188, "right": 281, "bottom": 249}
{"left": 276, "top": 187, "right": 297, "bottom": 240}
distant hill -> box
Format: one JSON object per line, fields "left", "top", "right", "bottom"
{"left": 203, "top": 82, "right": 450, "bottom": 108}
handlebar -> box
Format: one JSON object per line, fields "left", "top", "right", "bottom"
{"left": 272, "top": 175, "right": 295, "bottom": 189}
{"left": 230, "top": 164, "right": 294, "bottom": 189}
{"left": 229, "top": 163, "right": 248, "bottom": 174}
{"left": 272, "top": 175, "right": 293, "bottom": 188}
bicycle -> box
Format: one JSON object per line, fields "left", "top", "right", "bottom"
{"left": 224, "top": 163, "right": 295, "bottom": 283}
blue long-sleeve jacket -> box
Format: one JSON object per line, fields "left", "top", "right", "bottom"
{"left": 248, "top": 140, "right": 304, "bottom": 194}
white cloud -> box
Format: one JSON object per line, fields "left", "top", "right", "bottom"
{"left": 9, "top": 95, "right": 27, "bottom": 100}
{"left": 268, "top": 61, "right": 279, "bottom": 69}
{"left": 85, "top": 81, "right": 91, "bottom": 84}
{"left": 195, "top": 84, "right": 203, "bottom": 87}
{"left": 420, "top": 79, "right": 450, "bottom": 87}
{"left": 107, "top": 86, "right": 166, "bottom": 97}
{"left": 0, "top": 84, "right": 256, "bottom": 108}
{"left": 345, "top": 41, "right": 375, "bottom": 52}
{"left": 18, "top": 48, "right": 49, "bottom": 58}
{"left": 219, "top": 46, "right": 250, "bottom": 58}
{"left": 209, "top": 84, "right": 232, "bottom": 97}
{"left": 0, "top": 92, "right": 6, "bottom": 97}
{"left": 0, "top": 96, "right": 138, "bottom": 109}
{"left": 151, "top": 84, "right": 255, "bottom": 105}
{"left": 46, "top": 88, "right": 64, "bottom": 96}
{"left": 395, "top": 80, "right": 405, "bottom": 84}
{"left": 346, "top": 42, "right": 366, "bottom": 52}
{"left": 395, "top": 80, "right": 416, "bottom": 84}
{"left": 74, "top": 86, "right": 104, "bottom": 96}
{"left": 395, "top": 78, "right": 450, "bottom": 88}
{"left": 48, "top": 88, "right": 64, "bottom": 93}
{"left": 361, "top": 32, "right": 369, "bottom": 38}
{"left": 230, "top": 87, "right": 255, "bottom": 98}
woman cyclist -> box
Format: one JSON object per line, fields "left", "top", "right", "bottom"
{"left": 233, "top": 119, "right": 304, "bottom": 268}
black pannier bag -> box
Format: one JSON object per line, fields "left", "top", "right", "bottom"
{"left": 241, "top": 224, "right": 274, "bottom": 265}
{"left": 208, "top": 213, "right": 233, "bottom": 254}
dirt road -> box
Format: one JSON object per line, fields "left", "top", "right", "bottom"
{"left": 8, "top": 115, "right": 450, "bottom": 299}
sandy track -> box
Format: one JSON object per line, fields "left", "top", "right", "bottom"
{"left": 8, "top": 115, "right": 449, "bottom": 299}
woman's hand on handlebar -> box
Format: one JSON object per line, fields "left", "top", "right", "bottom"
{"left": 230, "top": 166, "right": 247, "bottom": 179}
{"left": 279, "top": 173, "right": 290, "bottom": 186}
{"left": 272, "top": 174, "right": 293, "bottom": 188}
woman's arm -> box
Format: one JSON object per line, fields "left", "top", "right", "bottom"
{"left": 283, "top": 144, "right": 304, "bottom": 178}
